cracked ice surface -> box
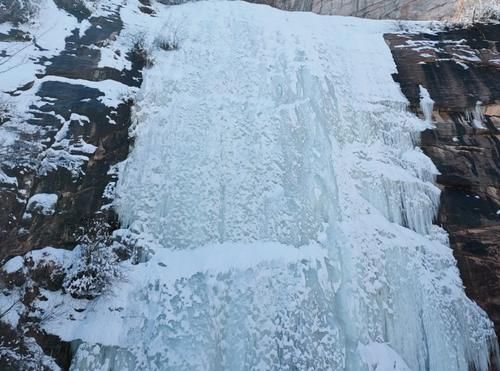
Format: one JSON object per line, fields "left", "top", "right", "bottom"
{"left": 63, "top": 1, "right": 498, "bottom": 370}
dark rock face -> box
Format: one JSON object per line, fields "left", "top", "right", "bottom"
{"left": 0, "top": 6, "right": 144, "bottom": 263}
{"left": 0, "top": 3, "right": 148, "bottom": 368}
{"left": 386, "top": 24, "right": 500, "bottom": 338}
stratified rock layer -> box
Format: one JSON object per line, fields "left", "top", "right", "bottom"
{"left": 245, "top": 0, "right": 458, "bottom": 19}
{"left": 386, "top": 24, "right": 500, "bottom": 338}
{"left": 0, "top": 2, "right": 148, "bottom": 367}
{"left": 0, "top": 3, "right": 144, "bottom": 262}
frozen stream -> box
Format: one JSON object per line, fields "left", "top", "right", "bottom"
{"left": 62, "top": 1, "right": 498, "bottom": 370}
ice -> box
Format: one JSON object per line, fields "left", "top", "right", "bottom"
{"left": 42, "top": 1, "right": 498, "bottom": 370}
{"left": 470, "top": 101, "right": 486, "bottom": 129}
{"left": 419, "top": 85, "right": 434, "bottom": 125}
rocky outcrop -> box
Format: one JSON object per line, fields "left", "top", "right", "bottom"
{"left": 247, "top": 0, "right": 458, "bottom": 20}
{"left": 0, "top": 4, "right": 145, "bottom": 262}
{"left": 385, "top": 24, "right": 500, "bottom": 338}
{"left": 0, "top": 1, "right": 150, "bottom": 368}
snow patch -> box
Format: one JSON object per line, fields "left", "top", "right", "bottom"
{"left": 26, "top": 193, "right": 58, "bottom": 216}
{"left": 3, "top": 256, "right": 24, "bottom": 274}
{"left": 358, "top": 342, "right": 412, "bottom": 371}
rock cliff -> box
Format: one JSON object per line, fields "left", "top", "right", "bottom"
{"left": 0, "top": 1, "right": 145, "bottom": 262}
{"left": 0, "top": 0, "right": 151, "bottom": 367}
{"left": 247, "top": 0, "right": 458, "bottom": 20}
{"left": 385, "top": 23, "right": 500, "bottom": 338}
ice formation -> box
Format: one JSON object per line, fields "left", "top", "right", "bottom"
{"left": 419, "top": 85, "right": 434, "bottom": 125}
{"left": 42, "top": 1, "right": 498, "bottom": 370}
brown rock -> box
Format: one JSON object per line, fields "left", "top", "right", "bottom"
{"left": 245, "top": 0, "right": 459, "bottom": 20}
{"left": 385, "top": 24, "right": 500, "bottom": 338}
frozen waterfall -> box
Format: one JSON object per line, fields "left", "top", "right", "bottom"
{"left": 64, "top": 1, "right": 498, "bottom": 370}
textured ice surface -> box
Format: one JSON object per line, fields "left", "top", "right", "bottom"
{"left": 44, "top": 1, "right": 498, "bottom": 370}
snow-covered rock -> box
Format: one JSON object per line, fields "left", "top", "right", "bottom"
{"left": 26, "top": 193, "right": 58, "bottom": 216}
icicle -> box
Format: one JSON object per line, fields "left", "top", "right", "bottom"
{"left": 472, "top": 100, "right": 486, "bottom": 129}
{"left": 419, "top": 85, "right": 435, "bottom": 125}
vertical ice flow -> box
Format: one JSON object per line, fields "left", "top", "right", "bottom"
{"left": 419, "top": 85, "right": 434, "bottom": 125}
{"left": 69, "top": 2, "right": 498, "bottom": 370}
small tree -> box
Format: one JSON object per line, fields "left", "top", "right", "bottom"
{"left": 0, "top": 97, "right": 11, "bottom": 125}
{"left": 129, "top": 32, "right": 155, "bottom": 69}
{"left": 64, "top": 219, "right": 121, "bottom": 299}
{"left": 155, "top": 20, "right": 183, "bottom": 51}
{"left": 154, "top": 28, "right": 180, "bottom": 51}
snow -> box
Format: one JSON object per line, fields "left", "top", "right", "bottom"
{"left": 79, "top": 19, "right": 92, "bottom": 38}
{"left": 358, "top": 342, "right": 412, "bottom": 371}
{"left": 69, "top": 113, "right": 90, "bottom": 124}
{"left": 0, "top": 246, "right": 74, "bottom": 331}
{"left": 0, "top": 0, "right": 134, "bottom": 183}
{"left": 0, "top": 0, "right": 78, "bottom": 92}
{"left": 3, "top": 256, "right": 23, "bottom": 274}
{"left": 25, "top": 246, "right": 74, "bottom": 264}
{"left": 0, "top": 168, "right": 17, "bottom": 186}
{"left": 0, "top": 336, "right": 62, "bottom": 371}
{"left": 26, "top": 193, "right": 58, "bottom": 216}
{"left": 18, "top": 75, "right": 136, "bottom": 108}
{"left": 396, "top": 37, "right": 483, "bottom": 70}
{"left": 0, "top": 0, "right": 81, "bottom": 179}
{"left": 37, "top": 150, "right": 88, "bottom": 178}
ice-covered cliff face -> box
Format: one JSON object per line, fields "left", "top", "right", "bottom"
{"left": 45, "top": 1, "right": 498, "bottom": 370}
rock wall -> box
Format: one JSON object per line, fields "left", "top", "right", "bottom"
{"left": 0, "top": 2, "right": 146, "bottom": 262}
{"left": 0, "top": 1, "right": 153, "bottom": 367}
{"left": 247, "top": 0, "right": 458, "bottom": 20}
{"left": 385, "top": 24, "right": 500, "bottom": 339}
